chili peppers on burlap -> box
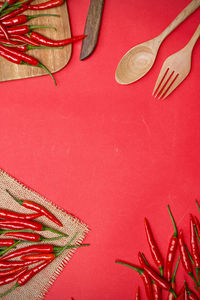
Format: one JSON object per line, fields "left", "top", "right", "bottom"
{"left": 0, "top": 261, "right": 50, "bottom": 298}
{"left": 0, "top": 207, "right": 41, "bottom": 220}
{"left": 4, "top": 231, "right": 63, "bottom": 242}
{"left": 0, "top": 218, "right": 66, "bottom": 236}
{"left": 6, "top": 190, "right": 63, "bottom": 227}
{"left": 144, "top": 218, "right": 164, "bottom": 276}
{"left": 0, "top": 267, "right": 28, "bottom": 286}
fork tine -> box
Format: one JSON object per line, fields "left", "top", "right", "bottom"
{"left": 158, "top": 73, "right": 179, "bottom": 99}
{"left": 162, "top": 75, "right": 186, "bottom": 99}
{"left": 152, "top": 68, "right": 169, "bottom": 97}
{"left": 155, "top": 70, "right": 175, "bottom": 98}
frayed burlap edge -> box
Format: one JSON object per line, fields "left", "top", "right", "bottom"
{"left": 0, "top": 168, "right": 90, "bottom": 300}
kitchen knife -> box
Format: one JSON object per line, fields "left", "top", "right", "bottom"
{"left": 80, "top": 0, "right": 105, "bottom": 60}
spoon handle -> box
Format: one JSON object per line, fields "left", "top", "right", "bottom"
{"left": 159, "top": 0, "right": 200, "bottom": 42}
{"left": 185, "top": 24, "right": 200, "bottom": 52}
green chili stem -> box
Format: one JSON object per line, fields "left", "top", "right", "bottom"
{"left": 37, "top": 62, "right": 57, "bottom": 86}
{"left": 167, "top": 204, "right": 178, "bottom": 238}
{"left": 185, "top": 244, "right": 195, "bottom": 266}
{"left": 194, "top": 226, "right": 200, "bottom": 244}
{"left": 196, "top": 200, "right": 200, "bottom": 214}
{"left": 0, "top": 1, "right": 8, "bottom": 14}
{"left": 29, "top": 25, "right": 57, "bottom": 31}
{"left": 159, "top": 266, "right": 164, "bottom": 277}
{"left": 0, "top": 240, "right": 20, "bottom": 256}
{"left": 171, "top": 256, "right": 180, "bottom": 283}
{"left": 189, "top": 272, "right": 198, "bottom": 287}
{"left": 43, "top": 226, "right": 67, "bottom": 237}
{"left": 115, "top": 261, "right": 144, "bottom": 275}
{"left": 27, "top": 14, "right": 60, "bottom": 20}
{"left": 55, "top": 232, "right": 78, "bottom": 257}
{"left": 169, "top": 289, "right": 177, "bottom": 298}
{"left": 6, "top": 189, "right": 23, "bottom": 205}
{"left": 0, "top": 283, "right": 19, "bottom": 298}
{"left": 54, "top": 244, "right": 90, "bottom": 252}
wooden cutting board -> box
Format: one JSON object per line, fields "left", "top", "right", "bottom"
{"left": 0, "top": 2, "right": 72, "bottom": 82}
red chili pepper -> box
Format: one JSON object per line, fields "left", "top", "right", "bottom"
{"left": 0, "top": 266, "right": 24, "bottom": 278}
{"left": 135, "top": 286, "right": 140, "bottom": 300}
{"left": 27, "top": 0, "right": 64, "bottom": 10}
{"left": 0, "top": 238, "right": 15, "bottom": 247}
{"left": 7, "top": 25, "right": 55, "bottom": 35}
{"left": 139, "top": 253, "right": 162, "bottom": 300}
{"left": 166, "top": 205, "right": 179, "bottom": 282}
{"left": 8, "top": 34, "right": 40, "bottom": 46}
{"left": 21, "top": 244, "right": 89, "bottom": 261}
{"left": 179, "top": 230, "right": 198, "bottom": 287}
{"left": 115, "top": 261, "right": 153, "bottom": 300}
{"left": 0, "top": 44, "right": 22, "bottom": 64}
{"left": 152, "top": 281, "right": 162, "bottom": 300}
{"left": 4, "top": 232, "right": 63, "bottom": 242}
{"left": 0, "top": 260, "right": 39, "bottom": 269}
{"left": 0, "top": 219, "right": 43, "bottom": 230}
{"left": 179, "top": 230, "right": 193, "bottom": 274}
{"left": 0, "top": 208, "right": 42, "bottom": 220}
{"left": 0, "top": 244, "right": 54, "bottom": 261}
{"left": 0, "top": 5, "right": 28, "bottom": 21}
{"left": 7, "top": 190, "right": 63, "bottom": 227}
{"left": 0, "top": 22, "right": 9, "bottom": 40}
{"left": 0, "top": 261, "right": 51, "bottom": 297}
{"left": 29, "top": 32, "right": 86, "bottom": 47}
{"left": 0, "top": 267, "right": 27, "bottom": 286}
{"left": 138, "top": 252, "right": 173, "bottom": 292}
{"left": 21, "top": 253, "right": 55, "bottom": 260}
{"left": 2, "top": 13, "right": 59, "bottom": 26}
{"left": 0, "top": 40, "right": 59, "bottom": 51}
{"left": 144, "top": 218, "right": 164, "bottom": 276}
{"left": 175, "top": 286, "right": 185, "bottom": 300}
{"left": 190, "top": 215, "right": 200, "bottom": 268}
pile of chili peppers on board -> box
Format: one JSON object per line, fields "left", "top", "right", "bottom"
{"left": 0, "top": 0, "right": 86, "bottom": 85}
{"left": 115, "top": 201, "right": 200, "bottom": 299}
{"left": 0, "top": 189, "right": 89, "bottom": 298}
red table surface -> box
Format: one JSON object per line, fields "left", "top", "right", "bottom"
{"left": 0, "top": 0, "right": 200, "bottom": 299}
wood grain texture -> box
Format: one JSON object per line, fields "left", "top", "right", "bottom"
{"left": 0, "top": 1, "right": 72, "bottom": 82}
{"left": 80, "top": 0, "right": 104, "bottom": 60}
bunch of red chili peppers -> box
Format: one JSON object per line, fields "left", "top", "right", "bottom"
{"left": 0, "top": 189, "right": 89, "bottom": 298}
{"left": 115, "top": 201, "right": 200, "bottom": 299}
{"left": 0, "top": 0, "right": 86, "bottom": 85}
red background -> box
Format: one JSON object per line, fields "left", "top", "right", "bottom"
{"left": 1, "top": 0, "right": 200, "bottom": 299}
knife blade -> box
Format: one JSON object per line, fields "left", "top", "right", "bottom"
{"left": 80, "top": 0, "right": 105, "bottom": 60}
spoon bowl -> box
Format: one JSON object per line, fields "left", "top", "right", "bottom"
{"left": 115, "top": 39, "right": 158, "bottom": 84}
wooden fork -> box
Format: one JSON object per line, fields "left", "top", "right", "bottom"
{"left": 153, "top": 24, "right": 200, "bottom": 100}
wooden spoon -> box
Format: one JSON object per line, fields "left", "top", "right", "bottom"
{"left": 115, "top": 0, "right": 200, "bottom": 85}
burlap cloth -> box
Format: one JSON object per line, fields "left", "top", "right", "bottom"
{"left": 0, "top": 169, "right": 89, "bottom": 300}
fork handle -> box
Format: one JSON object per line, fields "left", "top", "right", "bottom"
{"left": 158, "top": 0, "right": 200, "bottom": 42}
